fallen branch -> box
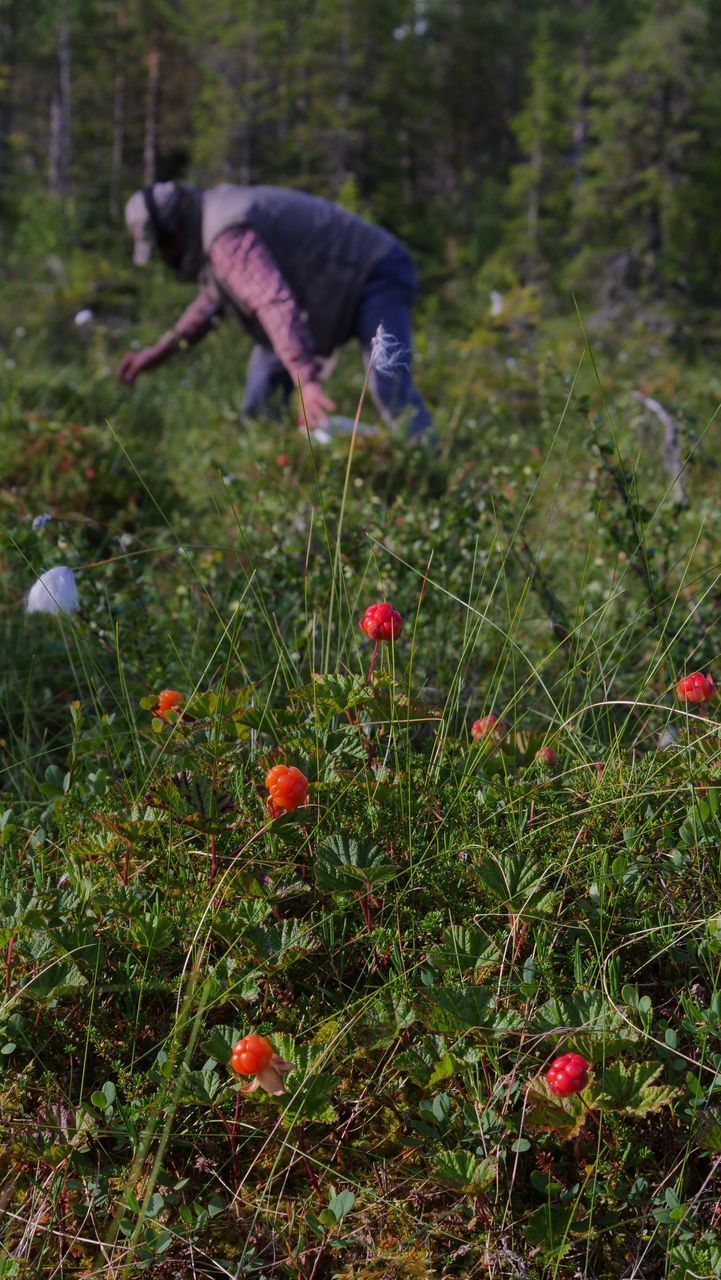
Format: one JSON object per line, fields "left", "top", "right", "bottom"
{"left": 632, "top": 390, "right": 688, "bottom": 507}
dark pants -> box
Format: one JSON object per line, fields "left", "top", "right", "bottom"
{"left": 242, "top": 244, "right": 432, "bottom": 439}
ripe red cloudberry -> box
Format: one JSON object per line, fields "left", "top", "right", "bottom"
{"left": 359, "top": 602, "right": 403, "bottom": 642}
{"left": 265, "top": 764, "right": 309, "bottom": 814}
{"left": 471, "top": 714, "right": 507, "bottom": 740}
{"left": 676, "top": 672, "right": 716, "bottom": 704}
{"left": 535, "top": 746, "right": 556, "bottom": 766}
{"left": 156, "top": 689, "right": 183, "bottom": 716}
{"left": 230, "top": 1034, "right": 274, "bottom": 1076}
{"left": 545, "top": 1052, "right": 590, "bottom": 1097}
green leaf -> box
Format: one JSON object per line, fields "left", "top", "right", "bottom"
{"left": 314, "top": 833, "right": 397, "bottom": 891}
{"left": 293, "top": 673, "right": 373, "bottom": 724}
{"left": 587, "top": 1061, "right": 678, "bottom": 1116}
{"left": 532, "top": 991, "right": 642, "bottom": 1060}
{"left": 202, "top": 1024, "right": 239, "bottom": 1065}
{"left": 176, "top": 1067, "right": 223, "bottom": 1105}
{"left": 356, "top": 989, "right": 416, "bottom": 1048}
{"left": 146, "top": 1193, "right": 165, "bottom": 1218}
{"left": 475, "top": 853, "right": 557, "bottom": 920}
{"left": 525, "top": 1079, "right": 586, "bottom": 1139}
{"left": 696, "top": 1105, "right": 721, "bottom": 1153}
{"left": 283, "top": 1071, "right": 337, "bottom": 1123}
{"left": 395, "top": 1040, "right": 445, "bottom": 1086}
{"left": 524, "top": 1203, "right": 590, "bottom": 1250}
{"left": 327, "top": 1190, "right": 356, "bottom": 1222}
{"left": 429, "top": 925, "right": 499, "bottom": 975}
{"left": 432, "top": 1149, "right": 495, "bottom": 1192}
{"left": 429, "top": 1052, "right": 457, "bottom": 1086}
{"left": 130, "top": 914, "right": 175, "bottom": 954}
{"left": 246, "top": 918, "right": 319, "bottom": 967}
{"left": 22, "top": 961, "right": 87, "bottom": 1001}
{"left": 422, "top": 986, "right": 521, "bottom": 1037}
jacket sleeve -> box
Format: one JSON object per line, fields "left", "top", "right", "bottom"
{"left": 171, "top": 286, "right": 221, "bottom": 346}
{"left": 208, "top": 226, "right": 320, "bottom": 385}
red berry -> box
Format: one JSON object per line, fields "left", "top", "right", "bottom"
{"left": 471, "top": 714, "right": 506, "bottom": 740}
{"left": 359, "top": 602, "right": 402, "bottom": 643}
{"left": 265, "top": 764, "right": 309, "bottom": 814}
{"left": 230, "top": 1034, "right": 274, "bottom": 1075}
{"left": 156, "top": 689, "right": 183, "bottom": 715}
{"left": 276, "top": 454, "right": 290, "bottom": 467}
{"left": 545, "top": 1052, "right": 590, "bottom": 1097}
{"left": 535, "top": 746, "right": 556, "bottom": 766}
{"left": 676, "top": 672, "right": 716, "bottom": 704}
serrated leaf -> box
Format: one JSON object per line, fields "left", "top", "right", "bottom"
{"left": 395, "top": 1042, "right": 442, "bottom": 1086}
{"left": 22, "top": 961, "right": 87, "bottom": 1001}
{"left": 356, "top": 989, "right": 416, "bottom": 1048}
{"left": 525, "top": 1079, "right": 586, "bottom": 1139}
{"left": 422, "top": 986, "right": 521, "bottom": 1037}
{"left": 429, "top": 1052, "right": 457, "bottom": 1086}
{"left": 296, "top": 673, "right": 373, "bottom": 724}
{"left": 246, "top": 918, "right": 319, "bottom": 967}
{"left": 202, "top": 1024, "right": 239, "bottom": 1065}
{"left": 475, "top": 853, "right": 557, "bottom": 920}
{"left": 429, "top": 925, "right": 499, "bottom": 975}
{"left": 524, "top": 1203, "right": 590, "bottom": 1248}
{"left": 432, "top": 1149, "right": 495, "bottom": 1192}
{"left": 238, "top": 704, "right": 304, "bottom": 739}
{"left": 587, "top": 1061, "right": 678, "bottom": 1116}
{"left": 283, "top": 1071, "right": 337, "bottom": 1123}
{"left": 532, "top": 991, "right": 642, "bottom": 1060}
{"left": 696, "top": 1105, "right": 721, "bottom": 1153}
{"left": 176, "top": 1067, "right": 223, "bottom": 1105}
{"left": 315, "top": 833, "right": 397, "bottom": 891}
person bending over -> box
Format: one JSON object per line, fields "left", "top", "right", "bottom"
{"left": 118, "top": 181, "right": 432, "bottom": 440}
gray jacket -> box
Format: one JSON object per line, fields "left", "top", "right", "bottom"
{"left": 171, "top": 183, "right": 397, "bottom": 355}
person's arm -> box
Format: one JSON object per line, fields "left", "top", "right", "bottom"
{"left": 208, "top": 227, "right": 335, "bottom": 426}
{"left": 117, "top": 288, "right": 220, "bottom": 386}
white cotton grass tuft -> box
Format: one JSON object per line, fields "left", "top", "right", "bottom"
{"left": 74, "top": 308, "right": 94, "bottom": 327}
{"left": 369, "top": 323, "right": 408, "bottom": 375}
{"left": 32, "top": 513, "right": 53, "bottom": 530}
{"left": 26, "top": 566, "right": 79, "bottom": 617}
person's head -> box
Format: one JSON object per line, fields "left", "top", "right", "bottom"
{"left": 124, "top": 182, "right": 195, "bottom": 273}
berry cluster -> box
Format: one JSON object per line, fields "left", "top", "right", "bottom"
{"left": 676, "top": 671, "right": 716, "bottom": 704}
{"left": 471, "top": 714, "right": 506, "bottom": 741}
{"left": 545, "top": 1052, "right": 590, "bottom": 1097}
{"left": 359, "top": 602, "right": 402, "bottom": 642}
{"left": 265, "top": 764, "right": 309, "bottom": 814}
{"left": 155, "top": 688, "right": 183, "bottom": 717}
{"left": 231, "top": 1034, "right": 274, "bottom": 1076}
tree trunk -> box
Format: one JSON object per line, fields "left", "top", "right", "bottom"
{"left": 239, "top": 21, "right": 256, "bottom": 183}
{"left": 143, "top": 45, "right": 160, "bottom": 185}
{"left": 109, "top": 4, "right": 127, "bottom": 216}
{"left": 0, "top": 0, "right": 19, "bottom": 201}
{"left": 48, "top": 4, "right": 72, "bottom": 196}
{"left": 527, "top": 132, "right": 541, "bottom": 255}
{"left": 334, "top": 0, "right": 351, "bottom": 186}
{"left": 650, "top": 80, "right": 671, "bottom": 258}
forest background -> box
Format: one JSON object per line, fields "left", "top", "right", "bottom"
{"left": 3, "top": 0, "right": 720, "bottom": 320}
{"left": 6, "top": 4, "right": 721, "bottom": 1278}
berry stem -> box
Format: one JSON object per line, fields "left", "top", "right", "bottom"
{"left": 367, "top": 639, "right": 380, "bottom": 683}
{"left": 122, "top": 839, "right": 131, "bottom": 887}
{"left": 5, "top": 935, "right": 14, "bottom": 996}
{"left": 580, "top": 1095, "right": 600, "bottom": 1130}
{"left": 209, "top": 835, "right": 218, "bottom": 888}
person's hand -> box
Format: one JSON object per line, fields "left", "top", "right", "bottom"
{"left": 116, "top": 347, "right": 158, "bottom": 386}
{"left": 298, "top": 381, "right": 336, "bottom": 430}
